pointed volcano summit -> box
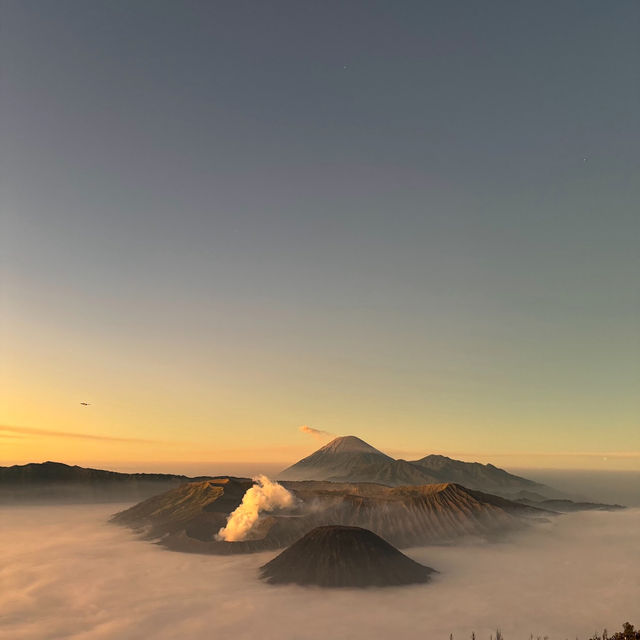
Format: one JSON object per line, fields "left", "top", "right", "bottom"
{"left": 318, "top": 435, "right": 388, "bottom": 455}
{"left": 279, "top": 436, "right": 393, "bottom": 482}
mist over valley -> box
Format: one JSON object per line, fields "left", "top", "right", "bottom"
{"left": 2, "top": 503, "right": 637, "bottom": 640}
{"left": 3, "top": 437, "right": 638, "bottom": 639}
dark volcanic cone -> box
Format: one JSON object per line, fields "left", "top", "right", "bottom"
{"left": 260, "top": 525, "right": 436, "bottom": 587}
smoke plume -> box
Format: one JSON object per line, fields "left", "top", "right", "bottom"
{"left": 299, "top": 425, "right": 334, "bottom": 440}
{"left": 217, "top": 475, "right": 295, "bottom": 542}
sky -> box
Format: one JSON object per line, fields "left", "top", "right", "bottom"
{"left": 1, "top": 0, "right": 639, "bottom": 472}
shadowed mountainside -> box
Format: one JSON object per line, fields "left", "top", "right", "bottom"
{"left": 260, "top": 525, "right": 437, "bottom": 587}
{"left": 111, "top": 477, "right": 252, "bottom": 539}
{"left": 0, "top": 461, "right": 197, "bottom": 503}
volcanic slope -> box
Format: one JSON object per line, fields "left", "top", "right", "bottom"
{"left": 260, "top": 525, "right": 436, "bottom": 587}
{"left": 279, "top": 436, "right": 556, "bottom": 498}
{"left": 111, "top": 477, "right": 251, "bottom": 539}
{"left": 113, "top": 477, "right": 549, "bottom": 554}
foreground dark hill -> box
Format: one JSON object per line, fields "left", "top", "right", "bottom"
{"left": 113, "top": 476, "right": 550, "bottom": 554}
{"left": 0, "top": 461, "right": 195, "bottom": 503}
{"left": 280, "top": 436, "right": 558, "bottom": 499}
{"left": 260, "top": 525, "right": 436, "bottom": 587}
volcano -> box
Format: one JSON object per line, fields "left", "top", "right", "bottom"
{"left": 260, "top": 525, "right": 436, "bottom": 587}
{"left": 113, "top": 477, "right": 552, "bottom": 554}
{"left": 279, "top": 436, "right": 395, "bottom": 482}
{"left": 279, "top": 435, "right": 559, "bottom": 498}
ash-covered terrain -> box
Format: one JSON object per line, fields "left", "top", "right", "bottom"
{"left": 260, "top": 525, "right": 437, "bottom": 587}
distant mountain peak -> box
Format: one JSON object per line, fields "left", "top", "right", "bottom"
{"left": 318, "top": 436, "right": 388, "bottom": 456}
{"left": 279, "top": 436, "right": 561, "bottom": 498}
{"left": 418, "top": 454, "right": 453, "bottom": 463}
{"left": 279, "top": 435, "right": 393, "bottom": 481}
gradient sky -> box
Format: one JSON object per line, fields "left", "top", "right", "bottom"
{"left": 2, "top": 1, "right": 639, "bottom": 473}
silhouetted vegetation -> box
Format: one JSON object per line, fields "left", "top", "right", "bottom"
{"left": 448, "top": 622, "right": 638, "bottom": 640}
{"left": 588, "top": 622, "right": 640, "bottom": 640}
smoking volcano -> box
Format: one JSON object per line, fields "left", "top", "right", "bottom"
{"left": 260, "top": 525, "right": 436, "bottom": 587}
{"left": 113, "top": 477, "right": 551, "bottom": 553}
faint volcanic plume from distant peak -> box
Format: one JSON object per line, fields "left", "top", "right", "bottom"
{"left": 216, "top": 475, "right": 295, "bottom": 542}
{"left": 299, "top": 425, "right": 335, "bottom": 440}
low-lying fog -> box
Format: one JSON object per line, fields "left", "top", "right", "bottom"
{"left": 2, "top": 506, "right": 638, "bottom": 640}
{"left": 510, "top": 469, "right": 640, "bottom": 508}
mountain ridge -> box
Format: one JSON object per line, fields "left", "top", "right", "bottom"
{"left": 113, "top": 476, "right": 550, "bottom": 554}
{"left": 0, "top": 461, "right": 199, "bottom": 503}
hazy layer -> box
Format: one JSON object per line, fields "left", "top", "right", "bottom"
{"left": 509, "top": 468, "right": 640, "bottom": 507}
{"left": 2, "top": 505, "right": 638, "bottom": 639}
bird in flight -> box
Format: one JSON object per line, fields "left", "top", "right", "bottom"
{"left": 80, "top": 402, "right": 91, "bottom": 406}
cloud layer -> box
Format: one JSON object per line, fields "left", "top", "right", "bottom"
{"left": 0, "top": 424, "right": 158, "bottom": 444}
{"left": 1, "top": 505, "right": 638, "bottom": 640}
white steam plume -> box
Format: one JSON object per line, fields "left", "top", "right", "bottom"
{"left": 216, "top": 475, "right": 295, "bottom": 542}
{"left": 299, "top": 424, "right": 334, "bottom": 440}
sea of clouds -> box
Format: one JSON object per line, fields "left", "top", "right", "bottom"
{"left": 2, "top": 505, "right": 638, "bottom": 640}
